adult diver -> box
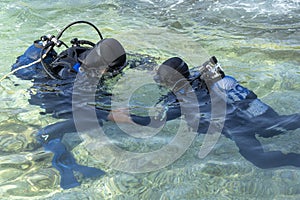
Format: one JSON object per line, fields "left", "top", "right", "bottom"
{"left": 9, "top": 21, "right": 300, "bottom": 188}
{"left": 124, "top": 56, "right": 300, "bottom": 169}
{"left": 10, "top": 21, "right": 129, "bottom": 189}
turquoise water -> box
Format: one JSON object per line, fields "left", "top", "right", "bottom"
{"left": 0, "top": 0, "right": 300, "bottom": 199}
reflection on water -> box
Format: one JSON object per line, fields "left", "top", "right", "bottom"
{"left": 0, "top": 0, "right": 299, "bottom": 199}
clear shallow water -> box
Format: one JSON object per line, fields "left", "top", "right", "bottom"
{"left": 0, "top": 0, "right": 299, "bottom": 199}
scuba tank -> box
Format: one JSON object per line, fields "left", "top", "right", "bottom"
{"left": 10, "top": 21, "right": 126, "bottom": 81}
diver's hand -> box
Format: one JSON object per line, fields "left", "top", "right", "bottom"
{"left": 108, "top": 108, "right": 134, "bottom": 124}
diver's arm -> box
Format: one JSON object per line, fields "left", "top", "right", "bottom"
{"left": 107, "top": 109, "right": 135, "bottom": 124}
{"left": 129, "top": 105, "right": 182, "bottom": 128}
{"left": 107, "top": 105, "right": 182, "bottom": 128}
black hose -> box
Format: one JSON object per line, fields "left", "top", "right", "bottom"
{"left": 40, "top": 44, "right": 61, "bottom": 79}
{"left": 40, "top": 21, "right": 104, "bottom": 79}
{"left": 56, "top": 20, "right": 103, "bottom": 40}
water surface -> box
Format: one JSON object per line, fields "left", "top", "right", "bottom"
{"left": 0, "top": 0, "right": 299, "bottom": 199}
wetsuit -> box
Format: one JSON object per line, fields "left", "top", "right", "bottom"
{"left": 11, "top": 42, "right": 110, "bottom": 189}
{"left": 131, "top": 74, "right": 300, "bottom": 169}
{"left": 11, "top": 39, "right": 158, "bottom": 189}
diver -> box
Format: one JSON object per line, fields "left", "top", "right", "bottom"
{"left": 123, "top": 56, "right": 300, "bottom": 169}
{"left": 10, "top": 21, "right": 128, "bottom": 189}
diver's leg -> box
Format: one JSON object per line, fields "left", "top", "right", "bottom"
{"left": 271, "top": 113, "right": 300, "bottom": 131}
{"left": 40, "top": 137, "right": 105, "bottom": 189}
{"left": 37, "top": 119, "right": 77, "bottom": 143}
{"left": 36, "top": 119, "right": 105, "bottom": 189}
{"left": 71, "top": 164, "right": 105, "bottom": 178}
{"left": 250, "top": 110, "right": 300, "bottom": 138}
{"left": 36, "top": 120, "right": 80, "bottom": 189}
{"left": 44, "top": 138, "right": 80, "bottom": 189}
{"left": 53, "top": 141, "right": 105, "bottom": 180}
{"left": 232, "top": 133, "right": 300, "bottom": 168}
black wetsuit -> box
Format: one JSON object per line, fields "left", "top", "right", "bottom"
{"left": 11, "top": 41, "right": 160, "bottom": 189}
{"left": 131, "top": 74, "right": 300, "bottom": 169}
{"left": 11, "top": 43, "right": 110, "bottom": 189}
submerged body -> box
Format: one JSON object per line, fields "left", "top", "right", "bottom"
{"left": 11, "top": 41, "right": 300, "bottom": 187}
{"left": 130, "top": 57, "right": 300, "bottom": 169}
{"left": 11, "top": 38, "right": 127, "bottom": 189}
{"left": 11, "top": 37, "right": 159, "bottom": 189}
